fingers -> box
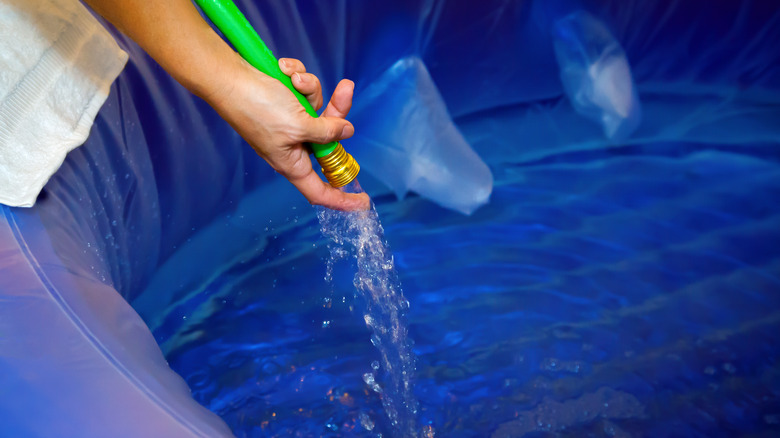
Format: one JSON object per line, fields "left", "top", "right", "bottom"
{"left": 279, "top": 58, "right": 323, "bottom": 110}
{"left": 299, "top": 116, "right": 355, "bottom": 144}
{"left": 291, "top": 72, "right": 323, "bottom": 110}
{"left": 322, "top": 79, "right": 354, "bottom": 118}
{"left": 294, "top": 78, "right": 356, "bottom": 144}
{"left": 278, "top": 58, "right": 306, "bottom": 74}
{"left": 288, "top": 167, "right": 371, "bottom": 211}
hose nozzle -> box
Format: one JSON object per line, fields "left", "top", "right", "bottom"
{"left": 317, "top": 143, "right": 360, "bottom": 188}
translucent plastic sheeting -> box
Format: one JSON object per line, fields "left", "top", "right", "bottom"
{"left": 455, "top": 0, "right": 780, "bottom": 164}
{"left": 553, "top": 11, "right": 641, "bottom": 142}
{"left": 0, "top": 207, "right": 233, "bottom": 438}
{"left": 349, "top": 56, "right": 493, "bottom": 214}
{"left": 1, "top": 0, "right": 779, "bottom": 436}
{"left": 0, "top": 69, "right": 237, "bottom": 436}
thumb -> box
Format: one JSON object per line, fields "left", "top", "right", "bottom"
{"left": 299, "top": 116, "right": 355, "bottom": 145}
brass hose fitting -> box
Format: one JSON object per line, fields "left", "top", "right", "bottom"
{"left": 317, "top": 143, "right": 360, "bottom": 188}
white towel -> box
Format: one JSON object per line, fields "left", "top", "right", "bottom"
{"left": 0, "top": 0, "right": 127, "bottom": 207}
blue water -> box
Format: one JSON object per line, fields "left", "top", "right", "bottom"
{"left": 151, "top": 142, "right": 780, "bottom": 437}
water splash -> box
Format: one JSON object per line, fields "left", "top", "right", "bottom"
{"left": 317, "top": 180, "right": 421, "bottom": 437}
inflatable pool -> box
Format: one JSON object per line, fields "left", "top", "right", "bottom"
{"left": 2, "top": 0, "right": 779, "bottom": 436}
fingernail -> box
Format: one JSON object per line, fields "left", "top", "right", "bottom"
{"left": 294, "top": 72, "right": 302, "bottom": 82}
{"left": 280, "top": 59, "right": 288, "bottom": 69}
{"left": 340, "top": 124, "right": 354, "bottom": 138}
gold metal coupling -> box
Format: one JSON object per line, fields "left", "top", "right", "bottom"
{"left": 317, "top": 143, "right": 360, "bottom": 188}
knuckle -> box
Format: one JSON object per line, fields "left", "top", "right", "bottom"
{"left": 287, "top": 123, "right": 306, "bottom": 143}
{"left": 323, "top": 124, "right": 339, "bottom": 142}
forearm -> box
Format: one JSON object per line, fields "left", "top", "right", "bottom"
{"left": 84, "top": 0, "right": 236, "bottom": 101}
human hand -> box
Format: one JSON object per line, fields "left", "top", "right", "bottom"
{"left": 83, "top": 0, "right": 368, "bottom": 210}
{"left": 209, "top": 55, "right": 370, "bottom": 211}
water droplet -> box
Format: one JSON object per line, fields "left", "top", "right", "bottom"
{"left": 359, "top": 412, "right": 374, "bottom": 431}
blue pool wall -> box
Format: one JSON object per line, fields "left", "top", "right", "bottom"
{"left": 1, "top": 0, "right": 779, "bottom": 436}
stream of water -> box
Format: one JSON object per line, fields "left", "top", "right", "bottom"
{"left": 316, "top": 180, "right": 425, "bottom": 437}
